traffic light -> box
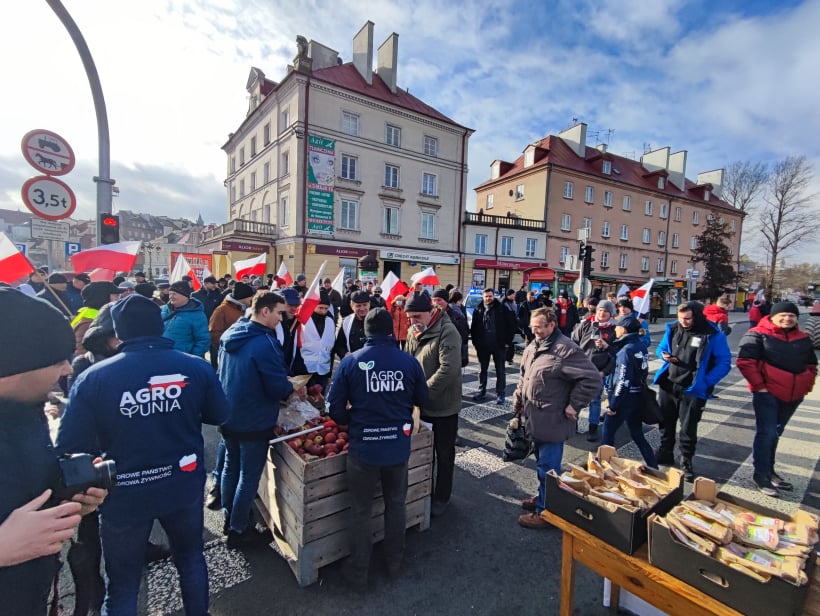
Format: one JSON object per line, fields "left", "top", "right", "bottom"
{"left": 578, "top": 241, "right": 587, "bottom": 260}
{"left": 582, "top": 244, "right": 596, "bottom": 277}
{"left": 100, "top": 213, "right": 120, "bottom": 245}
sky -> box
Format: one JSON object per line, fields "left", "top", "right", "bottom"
{"left": 1, "top": 0, "right": 819, "bottom": 262}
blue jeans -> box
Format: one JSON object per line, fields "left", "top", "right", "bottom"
{"left": 752, "top": 392, "right": 801, "bottom": 478}
{"left": 534, "top": 441, "right": 564, "bottom": 513}
{"left": 601, "top": 399, "right": 658, "bottom": 469}
{"left": 588, "top": 384, "right": 604, "bottom": 427}
{"left": 211, "top": 437, "right": 226, "bottom": 484}
{"left": 100, "top": 500, "right": 207, "bottom": 616}
{"left": 220, "top": 437, "right": 269, "bottom": 533}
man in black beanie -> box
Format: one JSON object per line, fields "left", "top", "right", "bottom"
{"left": 0, "top": 289, "right": 107, "bottom": 613}
{"left": 334, "top": 290, "right": 372, "bottom": 359}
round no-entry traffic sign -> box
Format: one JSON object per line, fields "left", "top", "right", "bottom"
{"left": 21, "top": 176, "right": 77, "bottom": 221}
{"left": 21, "top": 129, "right": 75, "bottom": 176}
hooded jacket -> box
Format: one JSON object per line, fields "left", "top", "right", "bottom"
{"left": 703, "top": 303, "right": 731, "bottom": 335}
{"left": 57, "top": 336, "right": 230, "bottom": 521}
{"left": 191, "top": 287, "right": 224, "bottom": 320}
{"left": 405, "top": 309, "right": 462, "bottom": 417}
{"left": 208, "top": 296, "right": 246, "bottom": 346}
{"left": 736, "top": 316, "right": 817, "bottom": 402}
{"left": 328, "top": 334, "right": 428, "bottom": 466}
{"left": 608, "top": 332, "right": 649, "bottom": 412}
{"left": 217, "top": 317, "right": 294, "bottom": 438}
{"left": 160, "top": 296, "right": 210, "bottom": 356}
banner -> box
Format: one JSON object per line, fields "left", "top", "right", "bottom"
{"left": 170, "top": 252, "right": 213, "bottom": 281}
{"left": 307, "top": 135, "right": 335, "bottom": 235}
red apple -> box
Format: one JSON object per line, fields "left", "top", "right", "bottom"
{"left": 335, "top": 439, "right": 346, "bottom": 450}
{"left": 325, "top": 451, "right": 337, "bottom": 457}
{"left": 313, "top": 435, "right": 324, "bottom": 445}
{"left": 324, "top": 432, "right": 337, "bottom": 444}
{"left": 342, "top": 442, "right": 349, "bottom": 451}
{"left": 337, "top": 432, "right": 348, "bottom": 442}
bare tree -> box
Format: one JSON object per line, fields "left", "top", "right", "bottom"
{"left": 759, "top": 156, "right": 819, "bottom": 297}
{"left": 722, "top": 160, "right": 768, "bottom": 213}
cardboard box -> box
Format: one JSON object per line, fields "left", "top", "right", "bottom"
{"left": 648, "top": 478, "right": 818, "bottom": 616}
{"left": 544, "top": 445, "right": 684, "bottom": 554}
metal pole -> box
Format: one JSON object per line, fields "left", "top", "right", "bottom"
{"left": 45, "top": 0, "right": 114, "bottom": 246}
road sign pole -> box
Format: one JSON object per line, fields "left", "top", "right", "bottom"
{"left": 47, "top": 239, "right": 53, "bottom": 273}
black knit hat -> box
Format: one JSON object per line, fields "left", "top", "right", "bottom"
{"left": 203, "top": 276, "right": 218, "bottom": 284}
{"left": 432, "top": 288, "right": 450, "bottom": 301}
{"left": 48, "top": 273, "right": 68, "bottom": 284}
{"left": 134, "top": 282, "right": 156, "bottom": 298}
{"left": 406, "top": 292, "right": 433, "bottom": 312}
{"left": 0, "top": 288, "right": 75, "bottom": 377}
{"left": 232, "top": 282, "right": 255, "bottom": 300}
{"left": 318, "top": 289, "right": 331, "bottom": 306}
{"left": 350, "top": 290, "right": 371, "bottom": 304}
{"left": 770, "top": 301, "right": 799, "bottom": 317}
{"left": 364, "top": 308, "right": 394, "bottom": 336}
{"left": 111, "top": 295, "right": 164, "bottom": 341}
{"left": 169, "top": 281, "right": 192, "bottom": 297}
{"left": 81, "top": 281, "right": 121, "bottom": 309}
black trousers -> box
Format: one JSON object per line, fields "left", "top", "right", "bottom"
{"left": 421, "top": 413, "right": 459, "bottom": 503}
{"left": 476, "top": 346, "right": 507, "bottom": 395}
{"left": 658, "top": 384, "right": 706, "bottom": 459}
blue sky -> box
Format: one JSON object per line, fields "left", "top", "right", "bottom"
{"left": 1, "top": 0, "right": 818, "bottom": 262}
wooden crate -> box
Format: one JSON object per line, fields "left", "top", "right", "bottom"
{"left": 256, "top": 427, "right": 434, "bottom": 587}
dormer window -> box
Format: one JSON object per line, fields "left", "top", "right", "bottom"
{"left": 525, "top": 148, "right": 535, "bottom": 167}
{"left": 704, "top": 189, "right": 710, "bottom": 201}
{"left": 658, "top": 176, "right": 665, "bottom": 189}
{"left": 602, "top": 160, "right": 612, "bottom": 175}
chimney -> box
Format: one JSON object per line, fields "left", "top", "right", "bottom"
{"left": 596, "top": 143, "right": 607, "bottom": 153}
{"left": 697, "top": 169, "right": 725, "bottom": 198}
{"left": 377, "top": 32, "right": 399, "bottom": 93}
{"left": 558, "top": 122, "right": 587, "bottom": 158}
{"left": 352, "top": 21, "right": 374, "bottom": 85}
{"left": 641, "top": 146, "right": 670, "bottom": 174}
{"left": 668, "top": 150, "right": 687, "bottom": 190}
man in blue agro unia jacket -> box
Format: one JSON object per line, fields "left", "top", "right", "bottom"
{"left": 160, "top": 281, "right": 210, "bottom": 357}
{"left": 328, "top": 307, "right": 429, "bottom": 593}
{"left": 57, "top": 294, "right": 230, "bottom": 616}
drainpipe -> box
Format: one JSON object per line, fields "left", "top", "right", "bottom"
{"left": 457, "top": 130, "right": 467, "bottom": 289}
{"left": 300, "top": 75, "right": 311, "bottom": 273}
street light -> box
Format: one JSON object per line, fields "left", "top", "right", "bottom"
{"left": 141, "top": 242, "right": 162, "bottom": 280}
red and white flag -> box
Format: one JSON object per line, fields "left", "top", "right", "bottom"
{"left": 410, "top": 266, "right": 439, "bottom": 287}
{"left": 630, "top": 279, "right": 654, "bottom": 316}
{"left": 234, "top": 253, "right": 267, "bottom": 280}
{"left": 0, "top": 232, "right": 34, "bottom": 283}
{"left": 330, "top": 268, "right": 346, "bottom": 295}
{"left": 381, "top": 271, "right": 410, "bottom": 305}
{"left": 616, "top": 284, "right": 630, "bottom": 298}
{"left": 275, "top": 261, "right": 292, "bottom": 287}
{"left": 296, "top": 261, "right": 328, "bottom": 325}
{"left": 70, "top": 241, "right": 141, "bottom": 274}
{"left": 170, "top": 254, "right": 201, "bottom": 291}
{"left": 202, "top": 265, "right": 214, "bottom": 280}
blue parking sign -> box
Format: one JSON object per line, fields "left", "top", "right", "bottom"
{"left": 15, "top": 243, "right": 27, "bottom": 256}
{"left": 65, "top": 242, "right": 81, "bottom": 257}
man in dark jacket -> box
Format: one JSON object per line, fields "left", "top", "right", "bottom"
{"left": 322, "top": 277, "right": 343, "bottom": 318}
{"left": 191, "top": 276, "right": 223, "bottom": 321}
{"left": 0, "top": 289, "right": 106, "bottom": 614}
{"left": 514, "top": 283, "right": 528, "bottom": 305}
{"left": 432, "top": 288, "right": 469, "bottom": 368}
{"left": 218, "top": 291, "right": 306, "bottom": 547}
{"left": 37, "top": 272, "right": 72, "bottom": 317}
{"left": 517, "top": 291, "right": 544, "bottom": 343}
{"left": 329, "top": 308, "right": 428, "bottom": 591}
{"left": 469, "top": 288, "right": 517, "bottom": 404}
{"left": 334, "top": 290, "right": 371, "bottom": 360}
{"left": 65, "top": 272, "right": 90, "bottom": 314}
{"left": 57, "top": 294, "right": 226, "bottom": 616}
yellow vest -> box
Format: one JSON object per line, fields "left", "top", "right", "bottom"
{"left": 71, "top": 307, "right": 99, "bottom": 328}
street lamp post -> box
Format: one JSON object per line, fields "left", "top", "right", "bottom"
{"left": 142, "top": 243, "right": 161, "bottom": 281}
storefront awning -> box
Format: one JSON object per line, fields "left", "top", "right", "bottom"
{"left": 524, "top": 267, "right": 556, "bottom": 281}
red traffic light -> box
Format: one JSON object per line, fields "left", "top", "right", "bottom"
{"left": 102, "top": 215, "right": 118, "bottom": 227}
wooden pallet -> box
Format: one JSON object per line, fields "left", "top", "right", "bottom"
{"left": 256, "top": 428, "right": 434, "bottom": 587}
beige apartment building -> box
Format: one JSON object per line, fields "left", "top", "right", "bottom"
{"left": 469, "top": 123, "right": 742, "bottom": 309}
{"left": 200, "top": 22, "right": 472, "bottom": 285}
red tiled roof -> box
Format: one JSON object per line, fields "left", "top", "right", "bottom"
{"left": 477, "top": 136, "right": 735, "bottom": 210}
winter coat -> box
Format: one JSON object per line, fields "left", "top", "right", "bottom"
{"left": 160, "top": 297, "right": 210, "bottom": 357}
{"left": 653, "top": 320, "right": 732, "bottom": 400}
{"left": 571, "top": 318, "right": 617, "bottom": 375}
{"left": 328, "top": 334, "right": 428, "bottom": 466}
{"left": 0, "top": 401, "right": 62, "bottom": 612}
{"left": 390, "top": 300, "right": 409, "bottom": 342}
{"left": 72, "top": 306, "right": 100, "bottom": 355}
{"left": 405, "top": 309, "right": 462, "bottom": 418}
{"left": 513, "top": 330, "right": 601, "bottom": 444}
{"left": 517, "top": 299, "right": 544, "bottom": 336}
{"left": 805, "top": 313, "right": 820, "bottom": 350}
{"left": 191, "top": 287, "right": 224, "bottom": 320}
{"left": 446, "top": 304, "right": 470, "bottom": 367}
{"left": 57, "top": 336, "right": 230, "bottom": 521}
{"left": 334, "top": 314, "right": 367, "bottom": 359}
{"left": 209, "top": 296, "right": 246, "bottom": 346}
{"left": 470, "top": 298, "right": 516, "bottom": 351}
{"left": 736, "top": 316, "right": 818, "bottom": 402}
{"left": 554, "top": 296, "right": 580, "bottom": 335}
{"left": 37, "top": 287, "right": 72, "bottom": 317}
{"left": 608, "top": 333, "right": 649, "bottom": 412}
{"left": 217, "top": 318, "right": 294, "bottom": 437}
{"left": 704, "top": 303, "right": 731, "bottom": 335}
{"left": 64, "top": 285, "right": 84, "bottom": 314}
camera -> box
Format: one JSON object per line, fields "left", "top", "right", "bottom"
{"left": 590, "top": 322, "right": 601, "bottom": 340}
{"left": 52, "top": 454, "right": 116, "bottom": 502}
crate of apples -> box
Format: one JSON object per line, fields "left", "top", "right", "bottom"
{"left": 286, "top": 417, "right": 349, "bottom": 462}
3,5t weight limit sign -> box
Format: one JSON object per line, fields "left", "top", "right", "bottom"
{"left": 21, "top": 176, "right": 77, "bottom": 221}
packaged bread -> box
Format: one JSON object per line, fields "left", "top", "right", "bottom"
{"left": 664, "top": 514, "right": 717, "bottom": 555}
{"left": 670, "top": 505, "right": 733, "bottom": 543}
{"left": 732, "top": 519, "right": 780, "bottom": 551}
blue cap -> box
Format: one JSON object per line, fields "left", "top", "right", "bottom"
{"left": 280, "top": 287, "right": 301, "bottom": 306}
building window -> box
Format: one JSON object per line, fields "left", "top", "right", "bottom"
{"left": 601, "top": 221, "right": 611, "bottom": 238}
{"left": 658, "top": 177, "right": 665, "bottom": 189}
{"left": 231, "top": 185, "right": 236, "bottom": 202}
{"left": 422, "top": 173, "right": 437, "bottom": 196}
{"left": 475, "top": 234, "right": 487, "bottom": 254}
{"left": 642, "top": 228, "right": 650, "bottom": 244}
{"left": 585, "top": 186, "right": 594, "bottom": 203}
{"left": 383, "top": 206, "right": 400, "bottom": 234}
{"left": 690, "top": 236, "right": 698, "bottom": 250}
{"left": 385, "top": 124, "right": 401, "bottom": 147}
{"left": 602, "top": 160, "right": 612, "bottom": 175}
{"left": 670, "top": 260, "right": 678, "bottom": 274}
{"left": 525, "top": 149, "right": 535, "bottom": 167}
{"left": 659, "top": 202, "right": 668, "bottom": 219}
{"left": 623, "top": 195, "right": 631, "bottom": 211}
{"left": 280, "top": 196, "right": 289, "bottom": 228}
{"left": 420, "top": 212, "right": 435, "bottom": 239}
{"left": 656, "top": 258, "right": 665, "bottom": 273}
{"left": 620, "top": 224, "right": 629, "bottom": 240}
{"left": 263, "top": 123, "right": 271, "bottom": 145}
{"left": 658, "top": 231, "right": 666, "bottom": 246}
{"left": 340, "top": 199, "right": 358, "bottom": 229}
{"left": 601, "top": 251, "right": 609, "bottom": 267}
{"left": 645, "top": 200, "right": 653, "bottom": 216}
{"left": 486, "top": 194, "right": 494, "bottom": 210}
{"left": 341, "top": 154, "right": 358, "bottom": 180}
{"left": 672, "top": 233, "right": 679, "bottom": 248}
{"left": 239, "top": 178, "right": 245, "bottom": 197}
{"left": 515, "top": 184, "right": 525, "bottom": 200}
{"left": 500, "top": 236, "right": 513, "bottom": 257}
{"left": 559, "top": 246, "right": 569, "bottom": 264}
{"left": 525, "top": 238, "right": 536, "bottom": 257}
{"left": 561, "top": 214, "right": 571, "bottom": 232}
{"left": 281, "top": 109, "right": 290, "bottom": 133}
{"left": 423, "top": 135, "right": 438, "bottom": 157}
{"left": 641, "top": 257, "right": 649, "bottom": 272}
{"left": 250, "top": 136, "right": 257, "bottom": 157}
{"left": 693, "top": 211, "right": 699, "bottom": 225}
{"left": 704, "top": 190, "right": 711, "bottom": 201}
{"left": 239, "top": 147, "right": 245, "bottom": 166}
{"left": 250, "top": 171, "right": 256, "bottom": 191}
{"left": 230, "top": 156, "right": 236, "bottom": 173}
{"left": 583, "top": 217, "right": 592, "bottom": 229}
{"left": 281, "top": 152, "right": 289, "bottom": 175}
{"left": 674, "top": 206, "right": 682, "bottom": 221}
{"left": 619, "top": 253, "right": 628, "bottom": 269}
{"left": 563, "top": 181, "right": 574, "bottom": 199}
{"left": 263, "top": 162, "right": 270, "bottom": 184}
{"left": 342, "top": 111, "right": 360, "bottom": 136}
{"left": 730, "top": 219, "right": 736, "bottom": 232}
{"left": 384, "top": 164, "right": 400, "bottom": 189}
{"left": 604, "top": 191, "right": 613, "bottom": 208}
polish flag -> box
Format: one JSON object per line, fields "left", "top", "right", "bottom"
{"left": 0, "top": 232, "right": 34, "bottom": 283}
{"left": 630, "top": 279, "right": 654, "bottom": 316}
{"left": 410, "top": 266, "right": 440, "bottom": 287}
{"left": 88, "top": 268, "right": 118, "bottom": 282}
{"left": 178, "top": 453, "right": 197, "bottom": 472}
{"left": 275, "top": 261, "right": 292, "bottom": 287}
{"left": 381, "top": 270, "right": 410, "bottom": 305}
{"left": 296, "top": 261, "right": 327, "bottom": 325}
{"left": 171, "top": 254, "right": 201, "bottom": 291}
{"left": 616, "top": 284, "right": 630, "bottom": 298}
{"left": 330, "top": 268, "right": 346, "bottom": 295}
{"left": 70, "top": 241, "right": 141, "bottom": 274}
{"left": 234, "top": 253, "right": 267, "bottom": 280}
{"left": 202, "top": 265, "right": 214, "bottom": 280}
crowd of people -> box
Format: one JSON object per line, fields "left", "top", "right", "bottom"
{"left": 1, "top": 265, "right": 818, "bottom": 611}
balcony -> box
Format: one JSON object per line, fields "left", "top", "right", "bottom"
{"left": 463, "top": 211, "right": 546, "bottom": 231}
{"left": 200, "top": 219, "right": 277, "bottom": 244}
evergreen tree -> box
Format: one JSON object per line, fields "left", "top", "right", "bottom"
{"left": 691, "top": 216, "right": 736, "bottom": 300}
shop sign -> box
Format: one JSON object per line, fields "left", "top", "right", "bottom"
{"left": 473, "top": 258, "right": 545, "bottom": 270}
{"left": 222, "top": 240, "right": 270, "bottom": 253}
{"left": 380, "top": 249, "right": 459, "bottom": 265}
{"left": 313, "top": 244, "right": 372, "bottom": 258}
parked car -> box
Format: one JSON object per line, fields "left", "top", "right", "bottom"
{"left": 464, "top": 292, "right": 483, "bottom": 329}
{"left": 798, "top": 295, "right": 813, "bottom": 307}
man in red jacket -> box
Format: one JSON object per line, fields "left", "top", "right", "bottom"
{"left": 737, "top": 302, "right": 817, "bottom": 497}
